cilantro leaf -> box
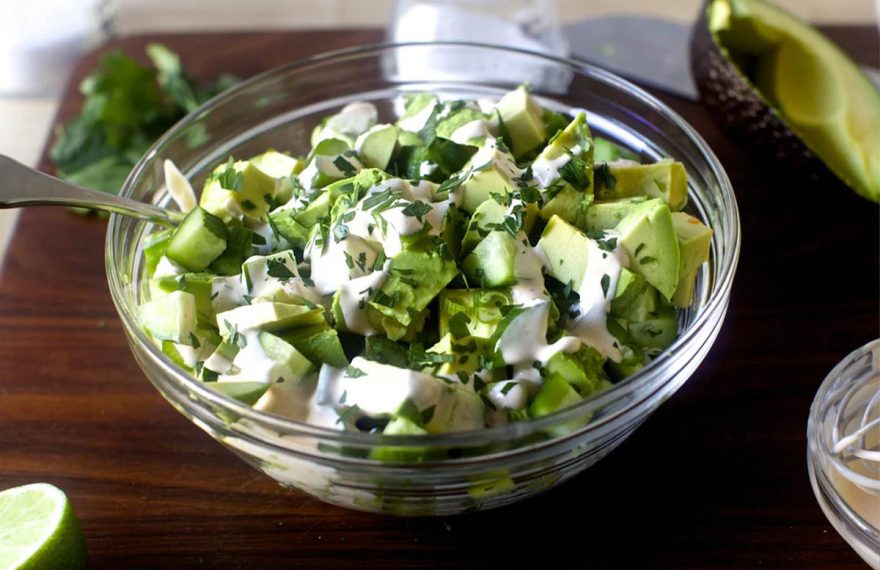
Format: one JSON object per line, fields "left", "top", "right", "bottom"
{"left": 447, "top": 312, "right": 472, "bottom": 339}
{"left": 50, "top": 45, "right": 239, "bottom": 204}
{"left": 594, "top": 163, "right": 617, "bottom": 191}
{"left": 266, "top": 259, "right": 296, "bottom": 282}
{"left": 558, "top": 154, "right": 591, "bottom": 191}
{"left": 401, "top": 200, "right": 433, "bottom": 221}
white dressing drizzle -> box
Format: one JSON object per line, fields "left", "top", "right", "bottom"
{"left": 568, "top": 231, "right": 626, "bottom": 362}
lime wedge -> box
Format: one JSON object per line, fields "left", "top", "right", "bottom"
{"left": 0, "top": 483, "right": 87, "bottom": 570}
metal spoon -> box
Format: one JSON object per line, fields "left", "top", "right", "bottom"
{"left": 0, "top": 154, "right": 182, "bottom": 227}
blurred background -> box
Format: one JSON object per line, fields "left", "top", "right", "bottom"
{"left": 0, "top": 0, "right": 875, "bottom": 261}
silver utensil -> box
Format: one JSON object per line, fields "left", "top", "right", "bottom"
{"left": 0, "top": 154, "right": 181, "bottom": 227}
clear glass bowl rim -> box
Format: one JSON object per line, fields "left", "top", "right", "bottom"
{"left": 106, "top": 41, "right": 740, "bottom": 448}
{"left": 807, "top": 338, "right": 880, "bottom": 546}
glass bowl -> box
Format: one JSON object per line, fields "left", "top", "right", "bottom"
{"left": 808, "top": 339, "right": 880, "bottom": 568}
{"left": 106, "top": 43, "right": 740, "bottom": 516}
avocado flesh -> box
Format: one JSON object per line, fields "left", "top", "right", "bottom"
{"left": 709, "top": 0, "right": 880, "bottom": 201}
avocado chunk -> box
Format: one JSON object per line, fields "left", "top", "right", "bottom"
{"left": 529, "top": 374, "right": 582, "bottom": 417}
{"left": 609, "top": 268, "right": 649, "bottom": 318}
{"left": 543, "top": 344, "right": 609, "bottom": 397}
{"left": 435, "top": 107, "right": 487, "bottom": 141}
{"left": 438, "top": 289, "right": 512, "bottom": 339}
{"left": 370, "top": 416, "right": 432, "bottom": 463}
{"left": 606, "top": 343, "right": 646, "bottom": 381}
{"left": 355, "top": 124, "right": 399, "bottom": 170}
{"left": 200, "top": 160, "right": 278, "bottom": 221}
{"left": 249, "top": 150, "right": 302, "bottom": 179}
{"left": 368, "top": 249, "right": 458, "bottom": 328}
{"left": 593, "top": 137, "right": 641, "bottom": 163}
{"left": 457, "top": 141, "right": 521, "bottom": 213}
{"left": 614, "top": 199, "right": 680, "bottom": 300}
{"left": 537, "top": 215, "right": 592, "bottom": 290}
{"left": 138, "top": 290, "right": 197, "bottom": 344}
{"left": 495, "top": 85, "right": 546, "bottom": 158}
{"left": 298, "top": 139, "right": 363, "bottom": 190}
{"left": 628, "top": 305, "right": 679, "bottom": 351}
{"left": 461, "top": 231, "right": 518, "bottom": 288}
{"left": 422, "top": 334, "right": 492, "bottom": 383}
{"left": 582, "top": 197, "right": 648, "bottom": 232}
{"left": 279, "top": 325, "right": 348, "bottom": 369}
{"left": 535, "top": 113, "right": 596, "bottom": 227}
{"left": 693, "top": 0, "right": 880, "bottom": 201}
{"left": 670, "top": 212, "right": 713, "bottom": 308}
{"left": 165, "top": 206, "right": 228, "bottom": 272}
{"left": 595, "top": 159, "right": 688, "bottom": 211}
{"left": 257, "top": 331, "right": 315, "bottom": 379}
{"left": 539, "top": 186, "right": 594, "bottom": 230}
{"left": 533, "top": 112, "right": 594, "bottom": 190}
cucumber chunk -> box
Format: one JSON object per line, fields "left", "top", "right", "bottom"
{"left": 165, "top": 206, "right": 228, "bottom": 272}
{"left": 461, "top": 231, "right": 518, "bottom": 288}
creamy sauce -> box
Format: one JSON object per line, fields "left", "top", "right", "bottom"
{"left": 568, "top": 231, "right": 626, "bottom": 362}
{"left": 335, "top": 261, "right": 390, "bottom": 335}
{"left": 469, "top": 138, "right": 524, "bottom": 181}
{"left": 318, "top": 359, "right": 443, "bottom": 418}
{"left": 487, "top": 380, "right": 528, "bottom": 411}
{"left": 510, "top": 235, "right": 549, "bottom": 305}
{"left": 306, "top": 235, "right": 381, "bottom": 296}
{"left": 418, "top": 161, "right": 438, "bottom": 177}
{"left": 297, "top": 153, "right": 362, "bottom": 191}
{"left": 476, "top": 97, "right": 497, "bottom": 114}
{"left": 247, "top": 219, "right": 284, "bottom": 255}
{"left": 398, "top": 97, "right": 438, "bottom": 132}
{"left": 324, "top": 102, "right": 378, "bottom": 140}
{"left": 496, "top": 300, "right": 580, "bottom": 395}
{"left": 219, "top": 330, "right": 281, "bottom": 383}
{"left": 253, "top": 373, "right": 322, "bottom": 424}
{"left": 211, "top": 275, "right": 247, "bottom": 313}
{"left": 450, "top": 119, "right": 491, "bottom": 145}
{"left": 531, "top": 148, "right": 574, "bottom": 188}
{"left": 243, "top": 251, "right": 322, "bottom": 305}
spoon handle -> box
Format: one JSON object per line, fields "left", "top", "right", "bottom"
{"left": 0, "top": 154, "right": 182, "bottom": 226}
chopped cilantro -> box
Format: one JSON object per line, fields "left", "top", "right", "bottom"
{"left": 401, "top": 200, "right": 433, "bottom": 221}
{"left": 601, "top": 274, "right": 611, "bottom": 297}
{"left": 266, "top": 258, "right": 295, "bottom": 282}
{"left": 558, "top": 154, "right": 590, "bottom": 191}
{"left": 217, "top": 158, "right": 243, "bottom": 192}
{"left": 447, "top": 312, "right": 472, "bottom": 339}
{"left": 332, "top": 155, "right": 357, "bottom": 177}
{"left": 594, "top": 162, "right": 617, "bottom": 190}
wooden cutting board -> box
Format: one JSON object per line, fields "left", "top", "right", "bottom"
{"left": 1, "top": 28, "right": 877, "bottom": 569}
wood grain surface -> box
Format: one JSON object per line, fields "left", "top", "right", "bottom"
{"left": 1, "top": 28, "right": 878, "bottom": 569}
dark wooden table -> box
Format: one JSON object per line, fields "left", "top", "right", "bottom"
{"left": 1, "top": 28, "right": 877, "bottom": 569}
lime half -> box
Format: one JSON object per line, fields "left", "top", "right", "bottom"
{"left": 0, "top": 483, "right": 87, "bottom": 570}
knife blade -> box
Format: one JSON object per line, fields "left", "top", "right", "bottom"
{"left": 563, "top": 15, "right": 880, "bottom": 100}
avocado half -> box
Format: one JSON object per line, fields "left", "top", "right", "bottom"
{"left": 691, "top": 0, "right": 880, "bottom": 202}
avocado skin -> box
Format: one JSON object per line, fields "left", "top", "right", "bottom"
{"left": 689, "top": 0, "right": 842, "bottom": 191}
